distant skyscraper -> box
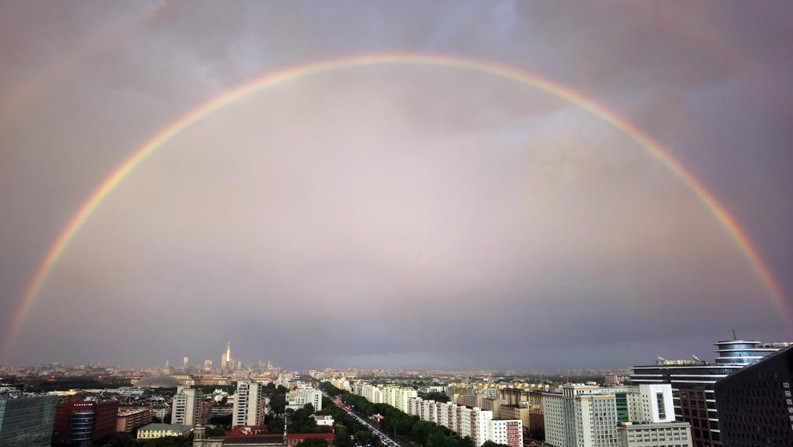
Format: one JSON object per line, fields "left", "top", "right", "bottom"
{"left": 233, "top": 381, "right": 267, "bottom": 427}
{"left": 0, "top": 394, "right": 56, "bottom": 447}
{"left": 715, "top": 345, "right": 793, "bottom": 446}
{"left": 182, "top": 356, "right": 189, "bottom": 370}
{"left": 171, "top": 386, "right": 201, "bottom": 427}
{"left": 631, "top": 339, "right": 791, "bottom": 447}
{"left": 221, "top": 342, "right": 233, "bottom": 371}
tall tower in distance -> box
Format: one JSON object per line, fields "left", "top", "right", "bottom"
{"left": 221, "top": 343, "right": 232, "bottom": 371}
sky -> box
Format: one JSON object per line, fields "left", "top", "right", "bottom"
{"left": 1, "top": 1, "right": 793, "bottom": 371}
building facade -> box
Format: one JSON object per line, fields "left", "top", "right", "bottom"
{"left": 543, "top": 384, "right": 677, "bottom": 447}
{"left": 137, "top": 423, "right": 192, "bottom": 439}
{"left": 233, "top": 381, "right": 268, "bottom": 427}
{"left": 714, "top": 346, "right": 793, "bottom": 447}
{"left": 286, "top": 386, "right": 322, "bottom": 411}
{"left": 116, "top": 407, "right": 152, "bottom": 433}
{"left": 618, "top": 422, "right": 693, "bottom": 447}
{"left": 172, "top": 386, "right": 201, "bottom": 426}
{"left": 0, "top": 394, "right": 56, "bottom": 447}
{"left": 488, "top": 419, "right": 522, "bottom": 447}
{"left": 53, "top": 399, "right": 119, "bottom": 444}
{"left": 543, "top": 385, "right": 621, "bottom": 447}
{"left": 631, "top": 339, "right": 790, "bottom": 447}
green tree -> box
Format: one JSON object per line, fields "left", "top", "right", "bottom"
{"left": 297, "top": 438, "right": 330, "bottom": 447}
{"left": 481, "top": 441, "right": 510, "bottom": 447}
{"left": 99, "top": 432, "right": 136, "bottom": 447}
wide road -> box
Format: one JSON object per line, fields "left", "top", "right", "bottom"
{"left": 322, "top": 392, "right": 406, "bottom": 447}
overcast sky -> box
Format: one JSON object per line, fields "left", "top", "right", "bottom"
{"left": 2, "top": 1, "right": 793, "bottom": 371}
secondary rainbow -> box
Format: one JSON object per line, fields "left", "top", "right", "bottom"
{"left": 3, "top": 53, "right": 788, "bottom": 359}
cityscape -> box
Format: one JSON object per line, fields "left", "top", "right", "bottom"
{"left": 2, "top": 2, "right": 793, "bottom": 447}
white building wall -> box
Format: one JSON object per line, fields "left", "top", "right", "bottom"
{"left": 232, "top": 381, "right": 266, "bottom": 427}
{"left": 542, "top": 394, "right": 566, "bottom": 447}
{"left": 488, "top": 419, "right": 523, "bottom": 447}
{"left": 171, "top": 387, "right": 200, "bottom": 426}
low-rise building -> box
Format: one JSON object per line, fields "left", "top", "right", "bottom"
{"left": 116, "top": 407, "right": 152, "bottom": 433}
{"left": 313, "top": 415, "right": 334, "bottom": 426}
{"left": 618, "top": 422, "right": 692, "bottom": 447}
{"left": 53, "top": 399, "right": 119, "bottom": 444}
{"left": 137, "top": 423, "right": 192, "bottom": 439}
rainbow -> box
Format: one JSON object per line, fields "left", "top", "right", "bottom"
{"left": 3, "top": 53, "right": 788, "bottom": 360}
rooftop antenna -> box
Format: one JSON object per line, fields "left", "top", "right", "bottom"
{"left": 732, "top": 329, "right": 737, "bottom": 340}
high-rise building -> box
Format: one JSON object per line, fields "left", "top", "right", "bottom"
{"left": 714, "top": 345, "right": 793, "bottom": 446}
{"left": 381, "top": 385, "right": 417, "bottom": 412}
{"left": 543, "top": 385, "right": 621, "bottom": 447}
{"left": 631, "top": 339, "right": 790, "bottom": 447}
{"left": 53, "top": 399, "right": 119, "bottom": 444}
{"left": 233, "top": 381, "right": 268, "bottom": 427}
{"left": 488, "top": 419, "right": 523, "bottom": 447}
{"left": 221, "top": 343, "right": 233, "bottom": 371}
{"left": 0, "top": 394, "right": 56, "bottom": 447}
{"left": 172, "top": 386, "right": 201, "bottom": 426}
{"left": 542, "top": 384, "right": 676, "bottom": 447}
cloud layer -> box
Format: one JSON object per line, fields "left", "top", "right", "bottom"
{"left": 2, "top": 1, "right": 792, "bottom": 369}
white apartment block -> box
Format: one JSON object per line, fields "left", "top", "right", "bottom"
{"left": 171, "top": 386, "right": 201, "bottom": 426}
{"left": 354, "top": 381, "right": 521, "bottom": 447}
{"left": 438, "top": 401, "right": 458, "bottom": 429}
{"left": 330, "top": 377, "right": 352, "bottom": 391}
{"left": 358, "top": 383, "right": 384, "bottom": 404}
{"left": 380, "top": 385, "right": 417, "bottom": 412}
{"left": 287, "top": 386, "right": 323, "bottom": 411}
{"left": 488, "top": 419, "right": 523, "bottom": 447}
{"left": 233, "top": 381, "right": 268, "bottom": 427}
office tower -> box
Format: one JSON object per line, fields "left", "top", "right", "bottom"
{"left": 172, "top": 386, "right": 201, "bottom": 426}
{"left": 53, "top": 399, "right": 119, "bottom": 444}
{"left": 182, "top": 356, "right": 189, "bottom": 370}
{"left": 714, "top": 345, "right": 793, "bottom": 446}
{"left": 543, "top": 385, "right": 621, "bottom": 447}
{"left": 0, "top": 394, "right": 56, "bottom": 447}
{"left": 233, "top": 381, "right": 268, "bottom": 427}
{"left": 631, "top": 339, "right": 790, "bottom": 447}
{"left": 203, "top": 359, "right": 213, "bottom": 372}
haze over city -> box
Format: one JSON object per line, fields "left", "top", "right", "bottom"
{"left": 2, "top": 1, "right": 793, "bottom": 370}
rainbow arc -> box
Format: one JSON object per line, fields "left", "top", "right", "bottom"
{"left": 2, "top": 53, "right": 788, "bottom": 360}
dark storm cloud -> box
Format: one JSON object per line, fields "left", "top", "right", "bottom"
{"left": 2, "top": 1, "right": 793, "bottom": 370}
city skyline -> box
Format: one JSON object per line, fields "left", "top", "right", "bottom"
{"left": 2, "top": 2, "right": 793, "bottom": 370}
